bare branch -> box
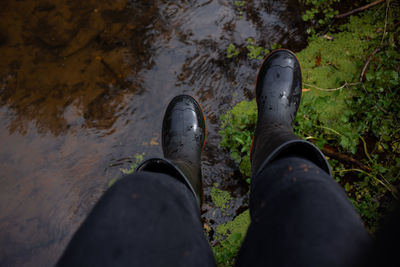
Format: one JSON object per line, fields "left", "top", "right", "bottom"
{"left": 322, "top": 146, "right": 372, "bottom": 172}
{"left": 303, "top": 81, "right": 359, "bottom": 92}
{"left": 359, "top": 48, "right": 381, "bottom": 82}
{"left": 335, "top": 0, "right": 385, "bottom": 19}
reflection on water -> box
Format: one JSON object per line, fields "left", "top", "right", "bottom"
{"left": 0, "top": 0, "right": 307, "bottom": 266}
{"left": 0, "top": 0, "right": 163, "bottom": 136}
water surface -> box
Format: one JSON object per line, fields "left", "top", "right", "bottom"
{"left": 0, "top": 0, "right": 307, "bottom": 265}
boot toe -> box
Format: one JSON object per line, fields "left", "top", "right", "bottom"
{"left": 162, "top": 95, "right": 206, "bottom": 162}
{"left": 255, "top": 49, "right": 302, "bottom": 127}
{"left": 263, "top": 49, "right": 299, "bottom": 69}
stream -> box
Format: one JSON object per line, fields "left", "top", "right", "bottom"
{"left": 0, "top": 0, "right": 308, "bottom": 266}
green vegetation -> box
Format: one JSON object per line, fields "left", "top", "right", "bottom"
{"left": 220, "top": 100, "right": 256, "bottom": 182}
{"left": 119, "top": 152, "right": 145, "bottom": 174}
{"left": 226, "top": 43, "right": 239, "bottom": 58}
{"left": 234, "top": 1, "right": 245, "bottom": 8}
{"left": 234, "top": 1, "right": 245, "bottom": 19}
{"left": 221, "top": 5, "right": 400, "bottom": 233}
{"left": 108, "top": 153, "right": 145, "bottom": 187}
{"left": 300, "top": 0, "right": 340, "bottom": 33}
{"left": 295, "top": 14, "right": 384, "bottom": 154}
{"left": 211, "top": 184, "right": 233, "bottom": 212}
{"left": 216, "top": 209, "right": 250, "bottom": 237}
{"left": 225, "top": 39, "right": 281, "bottom": 61}
{"left": 295, "top": 7, "right": 400, "bottom": 231}
{"left": 246, "top": 38, "right": 270, "bottom": 60}
{"left": 215, "top": 1, "right": 399, "bottom": 265}
{"left": 213, "top": 210, "right": 250, "bottom": 267}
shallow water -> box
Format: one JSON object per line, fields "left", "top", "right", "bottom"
{"left": 0, "top": 0, "right": 308, "bottom": 265}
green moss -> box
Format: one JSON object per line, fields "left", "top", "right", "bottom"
{"left": 219, "top": 14, "right": 384, "bottom": 175}
{"left": 119, "top": 153, "right": 145, "bottom": 174}
{"left": 297, "top": 15, "right": 381, "bottom": 89}
{"left": 213, "top": 210, "right": 251, "bottom": 267}
{"left": 226, "top": 43, "right": 239, "bottom": 58}
{"left": 295, "top": 14, "right": 384, "bottom": 153}
{"left": 210, "top": 185, "right": 233, "bottom": 211}
{"left": 108, "top": 152, "right": 145, "bottom": 188}
{"left": 216, "top": 209, "right": 250, "bottom": 238}
{"left": 219, "top": 8, "right": 400, "bottom": 232}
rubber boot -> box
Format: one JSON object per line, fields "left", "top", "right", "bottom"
{"left": 136, "top": 95, "right": 206, "bottom": 206}
{"left": 250, "top": 49, "right": 331, "bottom": 179}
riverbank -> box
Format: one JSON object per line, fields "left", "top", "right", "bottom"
{"left": 215, "top": 1, "right": 399, "bottom": 265}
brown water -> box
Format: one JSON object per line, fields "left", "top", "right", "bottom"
{"left": 0, "top": 0, "right": 308, "bottom": 266}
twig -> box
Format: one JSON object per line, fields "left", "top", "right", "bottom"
{"left": 358, "top": 0, "right": 390, "bottom": 82}
{"left": 335, "top": 0, "right": 385, "bottom": 19}
{"left": 334, "top": 168, "right": 397, "bottom": 197}
{"left": 321, "top": 0, "right": 385, "bottom": 36}
{"left": 303, "top": 81, "right": 359, "bottom": 92}
{"left": 317, "top": 125, "right": 343, "bottom": 137}
{"left": 359, "top": 48, "right": 381, "bottom": 82}
{"left": 322, "top": 146, "right": 372, "bottom": 172}
{"left": 380, "top": 0, "right": 391, "bottom": 46}
{"left": 360, "top": 136, "right": 373, "bottom": 162}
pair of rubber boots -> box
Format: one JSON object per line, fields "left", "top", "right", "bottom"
{"left": 137, "top": 50, "right": 331, "bottom": 206}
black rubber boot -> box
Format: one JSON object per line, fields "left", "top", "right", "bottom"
{"left": 136, "top": 95, "right": 206, "bottom": 206}
{"left": 250, "top": 49, "right": 331, "bottom": 178}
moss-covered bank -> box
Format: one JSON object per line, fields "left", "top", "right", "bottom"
{"left": 216, "top": 3, "right": 400, "bottom": 265}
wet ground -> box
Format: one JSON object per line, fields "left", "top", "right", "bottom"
{"left": 0, "top": 0, "right": 308, "bottom": 266}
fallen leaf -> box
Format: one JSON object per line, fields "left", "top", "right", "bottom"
{"left": 150, "top": 137, "right": 159, "bottom": 146}
{"left": 315, "top": 55, "right": 322, "bottom": 66}
{"left": 378, "top": 144, "right": 384, "bottom": 152}
{"left": 302, "top": 88, "right": 311, "bottom": 92}
{"left": 127, "top": 24, "right": 136, "bottom": 30}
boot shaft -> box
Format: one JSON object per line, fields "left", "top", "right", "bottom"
{"left": 251, "top": 50, "right": 331, "bottom": 178}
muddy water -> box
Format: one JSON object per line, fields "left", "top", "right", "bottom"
{"left": 0, "top": 0, "right": 308, "bottom": 266}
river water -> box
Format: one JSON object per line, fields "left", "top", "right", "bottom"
{"left": 0, "top": 0, "right": 308, "bottom": 265}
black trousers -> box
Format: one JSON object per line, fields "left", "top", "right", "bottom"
{"left": 57, "top": 156, "right": 372, "bottom": 267}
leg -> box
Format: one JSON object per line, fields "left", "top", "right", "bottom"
{"left": 368, "top": 200, "right": 400, "bottom": 266}
{"left": 57, "top": 171, "right": 216, "bottom": 267}
{"left": 236, "top": 50, "right": 371, "bottom": 266}
{"left": 236, "top": 156, "right": 371, "bottom": 267}
{"left": 58, "top": 95, "right": 213, "bottom": 266}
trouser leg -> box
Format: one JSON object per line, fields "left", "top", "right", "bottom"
{"left": 57, "top": 171, "right": 216, "bottom": 267}
{"left": 366, "top": 201, "right": 400, "bottom": 266}
{"left": 236, "top": 156, "right": 371, "bottom": 267}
